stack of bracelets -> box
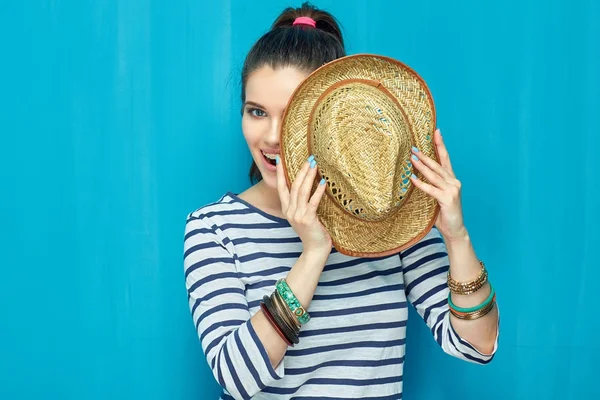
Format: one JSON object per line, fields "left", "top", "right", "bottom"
{"left": 447, "top": 260, "right": 496, "bottom": 320}
{"left": 260, "top": 278, "right": 310, "bottom": 346}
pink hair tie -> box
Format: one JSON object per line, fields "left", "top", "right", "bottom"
{"left": 293, "top": 16, "right": 316, "bottom": 28}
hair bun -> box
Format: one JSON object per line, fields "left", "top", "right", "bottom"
{"left": 271, "top": 2, "right": 344, "bottom": 48}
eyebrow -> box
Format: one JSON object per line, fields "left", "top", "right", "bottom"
{"left": 243, "top": 101, "right": 266, "bottom": 109}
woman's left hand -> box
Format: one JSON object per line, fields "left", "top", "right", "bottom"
{"left": 410, "top": 128, "right": 468, "bottom": 241}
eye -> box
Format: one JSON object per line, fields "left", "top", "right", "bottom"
{"left": 247, "top": 108, "right": 266, "bottom": 118}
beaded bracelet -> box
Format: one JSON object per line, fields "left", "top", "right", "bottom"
{"left": 276, "top": 279, "right": 311, "bottom": 325}
{"left": 447, "top": 260, "right": 488, "bottom": 295}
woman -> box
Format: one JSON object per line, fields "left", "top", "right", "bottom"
{"left": 183, "top": 3, "right": 499, "bottom": 399}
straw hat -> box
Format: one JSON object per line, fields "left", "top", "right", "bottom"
{"left": 280, "top": 54, "right": 440, "bottom": 257}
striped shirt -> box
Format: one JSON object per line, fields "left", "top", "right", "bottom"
{"left": 183, "top": 192, "right": 498, "bottom": 400}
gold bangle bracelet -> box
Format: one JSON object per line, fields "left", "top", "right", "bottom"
{"left": 273, "top": 290, "right": 301, "bottom": 330}
{"left": 263, "top": 294, "right": 299, "bottom": 344}
{"left": 448, "top": 260, "right": 488, "bottom": 295}
{"left": 450, "top": 296, "right": 496, "bottom": 320}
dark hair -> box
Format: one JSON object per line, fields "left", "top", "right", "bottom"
{"left": 242, "top": 2, "right": 346, "bottom": 184}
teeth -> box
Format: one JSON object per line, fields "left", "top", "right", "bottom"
{"left": 262, "top": 151, "right": 279, "bottom": 160}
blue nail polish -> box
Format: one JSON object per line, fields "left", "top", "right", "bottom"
{"left": 412, "top": 146, "right": 419, "bottom": 152}
{"left": 308, "top": 155, "right": 315, "bottom": 163}
{"left": 275, "top": 155, "right": 280, "bottom": 165}
{"left": 310, "top": 159, "right": 317, "bottom": 169}
{"left": 411, "top": 173, "right": 417, "bottom": 179}
{"left": 319, "top": 178, "right": 326, "bottom": 186}
{"left": 411, "top": 154, "right": 419, "bottom": 161}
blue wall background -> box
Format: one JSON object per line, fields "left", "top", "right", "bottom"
{"left": 1, "top": 0, "right": 598, "bottom": 399}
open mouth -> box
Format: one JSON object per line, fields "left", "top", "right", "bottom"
{"left": 262, "top": 151, "right": 278, "bottom": 166}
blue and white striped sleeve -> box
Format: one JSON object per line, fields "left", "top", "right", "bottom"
{"left": 183, "top": 213, "right": 285, "bottom": 399}
{"left": 400, "top": 228, "right": 499, "bottom": 364}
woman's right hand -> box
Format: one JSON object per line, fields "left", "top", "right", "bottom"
{"left": 276, "top": 155, "right": 332, "bottom": 257}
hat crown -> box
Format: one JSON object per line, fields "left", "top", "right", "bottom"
{"left": 309, "top": 80, "right": 414, "bottom": 221}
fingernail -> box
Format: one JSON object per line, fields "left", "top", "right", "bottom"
{"left": 276, "top": 155, "right": 280, "bottom": 165}
{"left": 411, "top": 154, "right": 419, "bottom": 161}
{"left": 411, "top": 173, "right": 417, "bottom": 179}
{"left": 308, "top": 155, "right": 315, "bottom": 163}
{"left": 319, "top": 178, "right": 326, "bottom": 186}
{"left": 310, "top": 159, "right": 317, "bottom": 169}
{"left": 412, "top": 146, "right": 419, "bottom": 153}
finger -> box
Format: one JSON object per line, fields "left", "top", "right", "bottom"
{"left": 410, "top": 173, "right": 443, "bottom": 200}
{"left": 308, "top": 176, "right": 328, "bottom": 211}
{"left": 297, "top": 158, "right": 319, "bottom": 211}
{"left": 275, "top": 155, "right": 290, "bottom": 211}
{"left": 288, "top": 156, "right": 313, "bottom": 214}
{"left": 411, "top": 153, "right": 448, "bottom": 189}
{"left": 434, "top": 128, "right": 455, "bottom": 176}
{"left": 412, "top": 144, "right": 453, "bottom": 182}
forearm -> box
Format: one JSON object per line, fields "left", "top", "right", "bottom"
{"left": 445, "top": 231, "right": 498, "bottom": 355}
{"left": 251, "top": 249, "right": 329, "bottom": 368}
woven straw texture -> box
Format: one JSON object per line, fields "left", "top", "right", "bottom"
{"left": 280, "top": 54, "right": 439, "bottom": 257}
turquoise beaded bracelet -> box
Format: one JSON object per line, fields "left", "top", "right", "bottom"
{"left": 448, "top": 283, "right": 495, "bottom": 313}
{"left": 276, "top": 279, "right": 311, "bottom": 325}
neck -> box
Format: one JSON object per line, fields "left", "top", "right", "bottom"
{"left": 255, "top": 180, "right": 284, "bottom": 217}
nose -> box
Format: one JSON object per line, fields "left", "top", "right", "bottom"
{"left": 265, "top": 116, "right": 281, "bottom": 147}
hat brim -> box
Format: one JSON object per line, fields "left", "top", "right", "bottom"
{"left": 280, "top": 54, "right": 440, "bottom": 257}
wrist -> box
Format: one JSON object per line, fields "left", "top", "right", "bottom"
{"left": 443, "top": 226, "right": 470, "bottom": 246}
{"left": 301, "top": 246, "right": 331, "bottom": 266}
{"left": 444, "top": 228, "right": 474, "bottom": 263}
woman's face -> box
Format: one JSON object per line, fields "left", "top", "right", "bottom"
{"left": 242, "top": 65, "right": 309, "bottom": 189}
